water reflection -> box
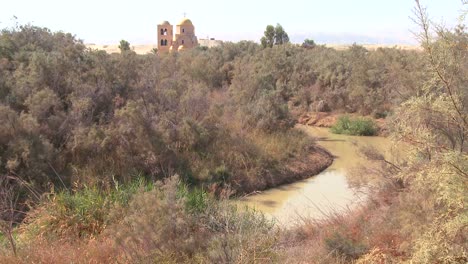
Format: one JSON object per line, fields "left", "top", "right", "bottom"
{"left": 236, "top": 125, "right": 391, "bottom": 226}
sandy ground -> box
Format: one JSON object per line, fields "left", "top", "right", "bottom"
{"left": 86, "top": 44, "right": 157, "bottom": 54}
{"left": 85, "top": 43, "right": 422, "bottom": 54}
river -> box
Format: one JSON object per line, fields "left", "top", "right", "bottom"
{"left": 236, "top": 125, "right": 393, "bottom": 226}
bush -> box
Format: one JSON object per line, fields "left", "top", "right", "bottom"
{"left": 6, "top": 175, "right": 277, "bottom": 262}
{"left": 325, "top": 232, "right": 368, "bottom": 260}
{"left": 20, "top": 177, "right": 152, "bottom": 241}
{"left": 330, "top": 115, "right": 377, "bottom": 136}
{"left": 108, "top": 175, "right": 277, "bottom": 263}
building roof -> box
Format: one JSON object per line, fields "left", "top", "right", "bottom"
{"left": 177, "top": 18, "right": 193, "bottom": 26}
{"left": 160, "top": 20, "right": 171, "bottom": 25}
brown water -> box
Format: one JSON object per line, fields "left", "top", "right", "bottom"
{"left": 236, "top": 125, "right": 392, "bottom": 226}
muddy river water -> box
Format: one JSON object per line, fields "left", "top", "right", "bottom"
{"left": 236, "top": 125, "right": 393, "bottom": 226}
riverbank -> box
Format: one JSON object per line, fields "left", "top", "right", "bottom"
{"left": 236, "top": 126, "right": 391, "bottom": 224}
{"left": 231, "top": 144, "right": 334, "bottom": 196}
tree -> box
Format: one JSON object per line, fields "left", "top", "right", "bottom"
{"left": 387, "top": 1, "right": 468, "bottom": 262}
{"left": 274, "top": 24, "right": 289, "bottom": 45}
{"left": 260, "top": 25, "right": 275, "bottom": 48}
{"left": 260, "top": 24, "right": 289, "bottom": 48}
{"left": 118, "top": 39, "right": 131, "bottom": 53}
{"left": 302, "top": 38, "right": 316, "bottom": 49}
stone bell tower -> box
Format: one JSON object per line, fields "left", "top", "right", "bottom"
{"left": 157, "top": 21, "right": 173, "bottom": 53}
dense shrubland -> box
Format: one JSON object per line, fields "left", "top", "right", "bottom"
{"left": 0, "top": 22, "right": 425, "bottom": 204}
{"left": 280, "top": 2, "right": 467, "bottom": 263}
{"left": 0, "top": 25, "right": 325, "bottom": 203}
{"left": 1, "top": 0, "right": 466, "bottom": 261}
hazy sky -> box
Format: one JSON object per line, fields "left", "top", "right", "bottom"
{"left": 0, "top": 0, "right": 464, "bottom": 45}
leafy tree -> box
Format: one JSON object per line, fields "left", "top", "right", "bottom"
{"left": 274, "top": 23, "right": 289, "bottom": 45}
{"left": 118, "top": 39, "right": 130, "bottom": 53}
{"left": 260, "top": 25, "right": 275, "bottom": 48}
{"left": 260, "top": 24, "right": 289, "bottom": 48}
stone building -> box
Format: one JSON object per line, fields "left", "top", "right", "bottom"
{"left": 157, "top": 18, "right": 198, "bottom": 52}
{"left": 198, "top": 38, "right": 223, "bottom": 48}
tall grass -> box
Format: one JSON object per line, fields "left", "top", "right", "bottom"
{"left": 4, "top": 175, "right": 277, "bottom": 263}
{"left": 19, "top": 176, "right": 153, "bottom": 241}
{"left": 249, "top": 129, "right": 313, "bottom": 162}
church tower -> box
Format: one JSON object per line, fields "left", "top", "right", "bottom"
{"left": 157, "top": 21, "right": 173, "bottom": 53}
{"left": 157, "top": 17, "right": 198, "bottom": 53}
{"left": 171, "top": 18, "right": 198, "bottom": 51}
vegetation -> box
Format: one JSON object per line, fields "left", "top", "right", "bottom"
{"left": 330, "top": 115, "right": 377, "bottom": 136}
{"left": 118, "top": 39, "right": 130, "bottom": 52}
{"left": 3, "top": 176, "right": 277, "bottom": 262}
{"left": 0, "top": 23, "right": 325, "bottom": 261}
{"left": 1, "top": 20, "right": 423, "bottom": 208}
{"left": 0, "top": 23, "right": 329, "bottom": 203}
{"left": 302, "top": 38, "right": 316, "bottom": 49}
{"left": 0, "top": 0, "right": 466, "bottom": 262}
{"left": 280, "top": 1, "right": 467, "bottom": 263}
{"left": 260, "top": 23, "right": 290, "bottom": 48}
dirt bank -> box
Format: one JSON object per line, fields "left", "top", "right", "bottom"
{"left": 298, "top": 112, "right": 339, "bottom": 127}
{"left": 222, "top": 145, "right": 334, "bottom": 197}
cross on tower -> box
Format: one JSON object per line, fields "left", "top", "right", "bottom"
{"left": 183, "top": 12, "right": 187, "bottom": 18}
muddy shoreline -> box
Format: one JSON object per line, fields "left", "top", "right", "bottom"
{"left": 229, "top": 144, "right": 334, "bottom": 197}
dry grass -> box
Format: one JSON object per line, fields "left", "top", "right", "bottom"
{"left": 248, "top": 129, "right": 312, "bottom": 162}
{"left": 229, "top": 128, "right": 333, "bottom": 195}
{"left": 277, "top": 180, "right": 409, "bottom": 263}
{"left": 1, "top": 176, "right": 278, "bottom": 263}
{"left": 0, "top": 239, "right": 118, "bottom": 264}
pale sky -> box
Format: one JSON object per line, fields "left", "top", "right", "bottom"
{"left": 0, "top": 0, "right": 464, "bottom": 45}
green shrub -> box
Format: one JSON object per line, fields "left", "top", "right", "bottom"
{"left": 178, "top": 185, "right": 209, "bottom": 213}
{"left": 330, "top": 115, "right": 377, "bottom": 136}
{"left": 20, "top": 177, "right": 152, "bottom": 240}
